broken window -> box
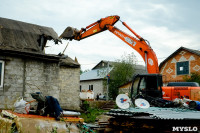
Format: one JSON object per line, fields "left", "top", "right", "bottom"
{"left": 38, "top": 34, "right": 47, "bottom": 52}
{"left": 0, "top": 60, "right": 5, "bottom": 88}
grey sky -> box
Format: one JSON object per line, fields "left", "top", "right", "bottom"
{"left": 1, "top": 0, "right": 200, "bottom": 70}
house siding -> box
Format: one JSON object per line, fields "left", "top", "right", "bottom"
{"left": 0, "top": 55, "right": 80, "bottom": 110}
{"left": 80, "top": 80, "right": 105, "bottom": 98}
{"left": 160, "top": 49, "right": 200, "bottom": 85}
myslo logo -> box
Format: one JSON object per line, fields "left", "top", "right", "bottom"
{"left": 172, "top": 126, "right": 198, "bottom": 132}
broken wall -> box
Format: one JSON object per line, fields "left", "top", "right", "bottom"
{"left": 0, "top": 55, "right": 80, "bottom": 110}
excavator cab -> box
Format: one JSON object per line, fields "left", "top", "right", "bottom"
{"left": 131, "top": 74, "right": 163, "bottom": 102}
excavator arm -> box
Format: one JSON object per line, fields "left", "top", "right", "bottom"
{"left": 60, "top": 15, "right": 120, "bottom": 40}
{"left": 60, "top": 15, "right": 159, "bottom": 74}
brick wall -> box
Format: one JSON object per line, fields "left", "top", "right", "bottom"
{"left": 0, "top": 55, "right": 80, "bottom": 110}
{"left": 160, "top": 49, "right": 200, "bottom": 85}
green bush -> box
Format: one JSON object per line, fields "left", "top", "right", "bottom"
{"left": 183, "top": 72, "right": 200, "bottom": 85}
{"left": 80, "top": 108, "right": 107, "bottom": 123}
{"left": 81, "top": 101, "right": 90, "bottom": 111}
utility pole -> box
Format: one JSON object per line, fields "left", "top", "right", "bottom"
{"left": 106, "top": 61, "right": 109, "bottom": 101}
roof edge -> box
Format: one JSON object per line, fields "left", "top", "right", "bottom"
{"left": 159, "top": 46, "right": 200, "bottom": 69}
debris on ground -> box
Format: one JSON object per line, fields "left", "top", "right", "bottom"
{"left": 0, "top": 110, "right": 83, "bottom": 133}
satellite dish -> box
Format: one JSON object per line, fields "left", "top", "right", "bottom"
{"left": 135, "top": 98, "right": 150, "bottom": 109}
{"left": 116, "top": 94, "right": 131, "bottom": 109}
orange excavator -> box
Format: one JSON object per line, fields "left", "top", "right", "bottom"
{"left": 60, "top": 15, "right": 200, "bottom": 104}
{"left": 60, "top": 15, "right": 159, "bottom": 74}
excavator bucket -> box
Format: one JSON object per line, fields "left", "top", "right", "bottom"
{"left": 59, "top": 26, "right": 80, "bottom": 40}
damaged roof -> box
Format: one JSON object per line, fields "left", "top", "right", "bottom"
{"left": 0, "top": 17, "right": 60, "bottom": 53}
{"left": 0, "top": 17, "right": 79, "bottom": 68}
{"left": 59, "top": 55, "right": 80, "bottom": 68}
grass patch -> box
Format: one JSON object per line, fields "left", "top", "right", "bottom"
{"left": 80, "top": 107, "right": 107, "bottom": 123}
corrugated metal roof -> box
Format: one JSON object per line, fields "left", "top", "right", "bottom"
{"left": 107, "top": 107, "right": 200, "bottom": 120}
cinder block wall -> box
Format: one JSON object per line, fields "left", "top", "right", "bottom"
{"left": 59, "top": 67, "right": 80, "bottom": 110}
{"left": 0, "top": 56, "right": 80, "bottom": 110}
{"left": 1, "top": 57, "right": 24, "bottom": 109}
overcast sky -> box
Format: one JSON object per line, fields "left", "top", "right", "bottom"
{"left": 1, "top": 0, "right": 200, "bottom": 70}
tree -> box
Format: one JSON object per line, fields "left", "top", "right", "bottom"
{"left": 107, "top": 53, "right": 136, "bottom": 99}
{"left": 183, "top": 72, "right": 200, "bottom": 85}
{"left": 80, "top": 69, "right": 90, "bottom": 75}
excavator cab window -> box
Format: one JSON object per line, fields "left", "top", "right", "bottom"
{"left": 131, "top": 74, "right": 163, "bottom": 101}
{"left": 139, "top": 77, "right": 146, "bottom": 92}
{"left": 145, "top": 75, "right": 163, "bottom": 98}
{"left": 131, "top": 76, "right": 142, "bottom": 97}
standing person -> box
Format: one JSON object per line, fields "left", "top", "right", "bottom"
{"left": 96, "top": 93, "right": 99, "bottom": 101}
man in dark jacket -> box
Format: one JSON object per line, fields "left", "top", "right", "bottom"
{"left": 31, "top": 92, "right": 63, "bottom": 120}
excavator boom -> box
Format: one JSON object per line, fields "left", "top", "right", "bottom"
{"left": 60, "top": 15, "right": 159, "bottom": 74}
{"left": 60, "top": 15, "right": 120, "bottom": 40}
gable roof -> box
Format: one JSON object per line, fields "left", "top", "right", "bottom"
{"left": 92, "top": 60, "right": 116, "bottom": 70}
{"left": 159, "top": 46, "right": 200, "bottom": 69}
{"left": 0, "top": 17, "right": 60, "bottom": 53}
{"left": 80, "top": 67, "right": 112, "bottom": 81}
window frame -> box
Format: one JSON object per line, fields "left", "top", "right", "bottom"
{"left": 89, "top": 85, "right": 93, "bottom": 91}
{"left": 0, "top": 60, "right": 5, "bottom": 88}
{"left": 176, "top": 61, "right": 189, "bottom": 75}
